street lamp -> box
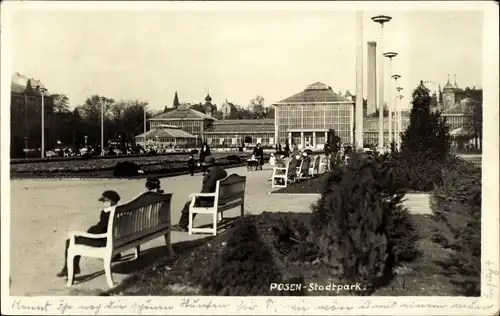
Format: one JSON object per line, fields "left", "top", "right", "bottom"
{"left": 36, "top": 85, "right": 47, "bottom": 158}
{"left": 371, "top": 14, "right": 392, "bottom": 152}
{"left": 384, "top": 52, "right": 398, "bottom": 146}
{"left": 100, "top": 96, "right": 106, "bottom": 156}
{"left": 396, "top": 87, "right": 403, "bottom": 149}
{"left": 143, "top": 102, "right": 148, "bottom": 135}
{"left": 391, "top": 74, "right": 401, "bottom": 146}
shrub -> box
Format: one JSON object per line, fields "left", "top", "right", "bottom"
{"left": 225, "top": 155, "right": 241, "bottom": 163}
{"left": 198, "top": 218, "right": 284, "bottom": 296}
{"left": 311, "top": 153, "right": 388, "bottom": 292}
{"left": 311, "top": 152, "right": 419, "bottom": 292}
{"left": 431, "top": 158, "right": 481, "bottom": 296}
{"left": 113, "top": 162, "right": 140, "bottom": 177}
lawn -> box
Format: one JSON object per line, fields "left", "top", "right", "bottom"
{"left": 95, "top": 211, "right": 459, "bottom": 297}
{"left": 272, "top": 173, "right": 329, "bottom": 194}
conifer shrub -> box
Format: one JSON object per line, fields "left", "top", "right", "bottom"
{"left": 399, "top": 81, "right": 452, "bottom": 191}
{"left": 198, "top": 218, "right": 284, "bottom": 296}
{"left": 310, "top": 152, "right": 419, "bottom": 292}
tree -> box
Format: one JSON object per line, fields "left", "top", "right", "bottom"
{"left": 52, "top": 94, "right": 71, "bottom": 113}
{"left": 265, "top": 106, "right": 275, "bottom": 119}
{"left": 249, "top": 95, "right": 266, "bottom": 119}
{"left": 401, "top": 81, "right": 451, "bottom": 160}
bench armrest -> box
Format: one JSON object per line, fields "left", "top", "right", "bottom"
{"left": 68, "top": 231, "right": 108, "bottom": 240}
{"left": 273, "top": 167, "right": 286, "bottom": 172}
{"left": 189, "top": 193, "right": 217, "bottom": 199}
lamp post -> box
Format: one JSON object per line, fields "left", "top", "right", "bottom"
{"left": 24, "top": 136, "right": 28, "bottom": 158}
{"left": 354, "top": 11, "right": 364, "bottom": 151}
{"left": 143, "top": 102, "right": 148, "bottom": 135}
{"left": 100, "top": 96, "right": 106, "bottom": 156}
{"left": 84, "top": 135, "right": 88, "bottom": 146}
{"left": 384, "top": 52, "right": 398, "bottom": 146}
{"left": 36, "top": 86, "right": 47, "bottom": 158}
{"left": 391, "top": 74, "right": 401, "bottom": 146}
{"left": 371, "top": 15, "right": 392, "bottom": 153}
{"left": 396, "top": 87, "right": 403, "bottom": 149}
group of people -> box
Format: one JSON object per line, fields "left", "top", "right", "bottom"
{"left": 269, "top": 148, "right": 312, "bottom": 181}
{"left": 56, "top": 156, "right": 227, "bottom": 279}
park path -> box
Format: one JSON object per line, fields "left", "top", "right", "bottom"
{"left": 9, "top": 165, "right": 317, "bottom": 296}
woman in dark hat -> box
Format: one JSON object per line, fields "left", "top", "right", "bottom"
{"left": 145, "top": 177, "right": 164, "bottom": 193}
{"left": 253, "top": 143, "right": 264, "bottom": 170}
{"left": 199, "top": 142, "right": 212, "bottom": 176}
{"left": 56, "top": 190, "right": 121, "bottom": 278}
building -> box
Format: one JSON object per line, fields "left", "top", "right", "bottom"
{"left": 148, "top": 102, "right": 216, "bottom": 142}
{"left": 362, "top": 112, "right": 410, "bottom": 147}
{"left": 11, "top": 72, "right": 54, "bottom": 157}
{"left": 135, "top": 124, "right": 198, "bottom": 150}
{"left": 203, "top": 119, "right": 275, "bottom": 148}
{"left": 274, "top": 81, "right": 354, "bottom": 149}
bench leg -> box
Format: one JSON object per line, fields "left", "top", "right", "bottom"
{"left": 104, "top": 257, "right": 114, "bottom": 288}
{"left": 240, "top": 203, "right": 244, "bottom": 218}
{"left": 66, "top": 254, "right": 75, "bottom": 287}
{"left": 164, "top": 233, "right": 175, "bottom": 257}
{"left": 212, "top": 212, "right": 218, "bottom": 236}
{"left": 133, "top": 246, "right": 140, "bottom": 260}
{"left": 188, "top": 210, "right": 193, "bottom": 235}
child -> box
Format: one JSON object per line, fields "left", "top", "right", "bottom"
{"left": 187, "top": 155, "right": 196, "bottom": 176}
{"left": 268, "top": 153, "right": 277, "bottom": 181}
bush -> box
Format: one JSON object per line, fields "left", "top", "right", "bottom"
{"left": 113, "top": 161, "right": 141, "bottom": 177}
{"left": 225, "top": 155, "right": 241, "bottom": 163}
{"left": 198, "top": 218, "right": 284, "bottom": 296}
{"left": 430, "top": 158, "right": 481, "bottom": 296}
{"left": 311, "top": 153, "right": 388, "bottom": 292}
{"left": 311, "top": 152, "right": 419, "bottom": 292}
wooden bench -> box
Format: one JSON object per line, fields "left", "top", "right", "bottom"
{"left": 271, "top": 158, "right": 298, "bottom": 188}
{"left": 308, "top": 155, "right": 321, "bottom": 177}
{"left": 188, "top": 174, "right": 246, "bottom": 236}
{"left": 297, "top": 157, "right": 312, "bottom": 181}
{"left": 66, "top": 191, "right": 174, "bottom": 288}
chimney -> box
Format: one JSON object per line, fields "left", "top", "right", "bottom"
{"left": 367, "top": 41, "right": 377, "bottom": 116}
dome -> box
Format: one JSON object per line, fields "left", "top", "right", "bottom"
{"left": 305, "top": 81, "right": 331, "bottom": 91}
{"left": 205, "top": 94, "right": 212, "bottom": 102}
{"left": 12, "top": 73, "right": 29, "bottom": 86}
{"left": 443, "top": 82, "right": 454, "bottom": 90}
{"left": 460, "top": 97, "right": 474, "bottom": 106}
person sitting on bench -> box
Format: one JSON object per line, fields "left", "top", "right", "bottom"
{"left": 171, "top": 156, "right": 227, "bottom": 232}
{"left": 56, "top": 190, "right": 122, "bottom": 278}
{"left": 145, "top": 177, "right": 164, "bottom": 193}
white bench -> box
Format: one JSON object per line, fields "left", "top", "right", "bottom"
{"left": 271, "top": 158, "right": 298, "bottom": 188}
{"left": 188, "top": 174, "right": 246, "bottom": 236}
{"left": 308, "top": 155, "right": 321, "bottom": 177}
{"left": 297, "top": 157, "right": 312, "bottom": 181}
{"left": 66, "top": 191, "right": 174, "bottom": 288}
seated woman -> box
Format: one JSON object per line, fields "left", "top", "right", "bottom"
{"left": 299, "top": 151, "right": 312, "bottom": 177}
{"left": 56, "top": 190, "right": 122, "bottom": 278}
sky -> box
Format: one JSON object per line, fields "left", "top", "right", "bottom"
{"left": 9, "top": 6, "right": 483, "bottom": 111}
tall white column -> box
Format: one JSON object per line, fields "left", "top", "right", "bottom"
{"left": 384, "top": 54, "right": 397, "bottom": 146}
{"left": 41, "top": 89, "right": 45, "bottom": 158}
{"left": 354, "top": 11, "right": 364, "bottom": 150}
{"left": 100, "top": 97, "right": 104, "bottom": 156}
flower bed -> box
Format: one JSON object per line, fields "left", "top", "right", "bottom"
{"left": 10, "top": 152, "right": 267, "bottom": 178}
{"left": 95, "top": 212, "right": 456, "bottom": 296}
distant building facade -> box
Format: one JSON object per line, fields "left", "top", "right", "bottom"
{"left": 135, "top": 124, "right": 198, "bottom": 150}
{"left": 11, "top": 72, "right": 54, "bottom": 157}
{"left": 204, "top": 119, "right": 275, "bottom": 148}
{"left": 273, "top": 82, "right": 354, "bottom": 149}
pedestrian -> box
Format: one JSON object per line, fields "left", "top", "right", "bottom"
{"left": 171, "top": 157, "right": 227, "bottom": 232}
{"left": 56, "top": 190, "right": 122, "bottom": 278}
{"left": 145, "top": 177, "right": 164, "bottom": 193}
{"left": 187, "top": 154, "right": 196, "bottom": 176}
{"left": 199, "top": 142, "right": 212, "bottom": 176}
{"left": 253, "top": 143, "right": 264, "bottom": 170}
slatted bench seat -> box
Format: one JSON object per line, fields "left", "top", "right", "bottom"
{"left": 271, "top": 158, "right": 298, "bottom": 188}
{"left": 66, "top": 191, "right": 174, "bottom": 288}
{"left": 188, "top": 174, "right": 247, "bottom": 236}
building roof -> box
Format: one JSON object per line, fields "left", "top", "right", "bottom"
{"left": 135, "top": 125, "right": 197, "bottom": 139}
{"left": 11, "top": 72, "right": 50, "bottom": 95}
{"left": 204, "top": 119, "right": 275, "bottom": 134}
{"left": 276, "top": 81, "right": 353, "bottom": 104}
{"left": 149, "top": 105, "right": 216, "bottom": 121}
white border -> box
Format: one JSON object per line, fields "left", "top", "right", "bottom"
{"left": 1, "top": 2, "right": 499, "bottom": 315}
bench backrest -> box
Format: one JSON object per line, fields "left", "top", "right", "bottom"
{"left": 216, "top": 173, "right": 246, "bottom": 205}
{"left": 108, "top": 191, "right": 172, "bottom": 249}
{"left": 287, "top": 159, "right": 298, "bottom": 177}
